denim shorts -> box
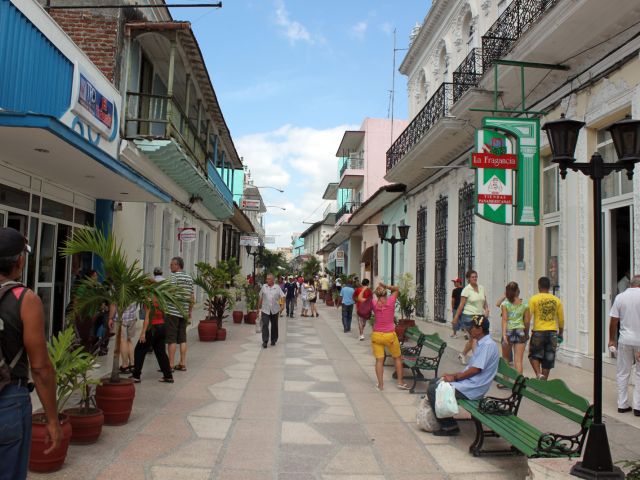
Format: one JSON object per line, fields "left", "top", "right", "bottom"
{"left": 459, "top": 314, "right": 473, "bottom": 330}
{"left": 506, "top": 328, "right": 526, "bottom": 344}
{"left": 528, "top": 331, "right": 558, "bottom": 369}
{"left": 0, "top": 384, "right": 32, "bottom": 480}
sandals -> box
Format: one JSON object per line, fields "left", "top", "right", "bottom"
{"left": 158, "top": 377, "right": 174, "bottom": 383}
{"left": 397, "top": 383, "right": 411, "bottom": 390}
{"left": 174, "top": 365, "right": 187, "bottom": 372}
{"left": 119, "top": 365, "right": 133, "bottom": 373}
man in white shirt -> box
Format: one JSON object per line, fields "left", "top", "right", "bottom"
{"left": 609, "top": 274, "right": 640, "bottom": 416}
{"left": 258, "top": 274, "right": 285, "bottom": 349}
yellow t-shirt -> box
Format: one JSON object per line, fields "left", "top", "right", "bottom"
{"left": 529, "top": 292, "right": 564, "bottom": 331}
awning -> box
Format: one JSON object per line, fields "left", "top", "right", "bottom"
{"left": 229, "top": 204, "right": 255, "bottom": 233}
{"left": 335, "top": 131, "right": 365, "bottom": 157}
{"left": 322, "top": 182, "right": 338, "bottom": 200}
{"left": 0, "top": 113, "right": 170, "bottom": 202}
{"left": 135, "top": 139, "right": 234, "bottom": 220}
{"left": 349, "top": 183, "right": 406, "bottom": 225}
{"left": 361, "top": 245, "right": 374, "bottom": 264}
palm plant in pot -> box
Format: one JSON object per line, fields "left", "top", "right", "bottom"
{"left": 395, "top": 273, "right": 416, "bottom": 341}
{"left": 61, "top": 228, "right": 187, "bottom": 425}
{"left": 232, "top": 273, "right": 247, "bottom": 324}
{"left": 244, "top": 286, "right": 259, "bottom": 324}
{"left": 193, "top": 260, "right": 235, "bottom": 341}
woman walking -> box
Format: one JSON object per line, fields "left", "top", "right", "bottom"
{"left": 453, "top": 270, "right": 489, "bottom": 365}
{"left": 300, "top": 280, "right": 310, "bottom": 317}
{"left": 307, "top": 279, "right": 319, "bottom": 317}
{"left": 366, "top": 283, "right": 410, "bottom": 391}
{"left": 500, "top": 282, "right": 530, "bottom": 375}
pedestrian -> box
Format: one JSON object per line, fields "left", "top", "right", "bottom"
{"left": 130, "top": 270, "right": 174, "bottom": 383}
{"left": 528, "top": 276, "right": 564, "bottom": 380}
{"left": 618, "top": 270, "right": 631, "bottom": 295}
{"left": 108, "top": 303, "right": 137, "bottom": 373}
{"left": 320, "top": 274, "right": 330, "bottom": 299}
{"left": 300, "top": 279, "right": 310, "bottom": 317}
{"left": 340, "top": 278, "right": 356, "bottom": 333}
{"left": 500, "top": 282, "right": 530, "bottom": 376}
{"left": 354, "top": 279, "right": 373, "bottom": 341}
{"left": 450, "top": 277, "right": 463, "bottom": 338}
{"left": 452, "top": 270, "right": 489, "bottom": 365}
{"left": 0, "top": 227, "right": 61, "bottom": 479}
{"left": 608, "top": 274, "right": 640, "bottom": 416}
{"left": 165, "top": 256, "right": 194, "bottom": 372}
{"left": 369, "top": 283, "right": 410, "bottom": 391}
{"left": 307, "top": 278, "right": 319, "bottom": 317}
{"left": 427, "top": 315, "right": 499, "bottom": 436}
{"left": 258, "top": 273, "right": 285, "bottom": 348}
{"left": 283, "top": 276, "right": 297, "bottom": 317}
{"left": 335, "top": 275, "right": 342, "bottom": 293}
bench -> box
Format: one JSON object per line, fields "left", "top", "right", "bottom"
{"left": 401, "top": 332, "right": 447, "bottom": 394}
{"left": 384, "top": 325, "right": 423, "bottom": 365}
{"left": 458, "top": 363, "right": 593, "bottom": 458}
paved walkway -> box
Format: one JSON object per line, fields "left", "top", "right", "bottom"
{"left": 29, "top": 300, "right": 639, "bottom": 479}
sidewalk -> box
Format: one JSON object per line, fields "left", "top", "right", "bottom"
{"left": 28, "top": 301, "right": 639, "bottom": 479}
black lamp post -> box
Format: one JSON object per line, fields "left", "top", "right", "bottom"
{"left": 542, "top": 114, "right": 640, "bottom": 480}
{"left": 377, "top": 223, "right": 410, "bottom": 285}
{"left": 245, "top": 245, "right": 264, "bottom": 284}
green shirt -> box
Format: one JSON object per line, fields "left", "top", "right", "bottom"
{"left": 461, "top": 284, "right": 486, "bottom": 315}
{"left": 501, "top": 299, "right": 527, "bottom": 330}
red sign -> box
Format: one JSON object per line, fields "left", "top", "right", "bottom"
{"left": 477, "top": 194, "right": 513, "bottom": 204}
{"left": 471, "top": 153, "right": 518, "bottom": 169}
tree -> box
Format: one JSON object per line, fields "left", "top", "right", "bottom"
{"left": 257, "top": 248, "right": 288, "bottom": 281}
{"left": 302, "top": 256, "right": 321, "bottom": 280}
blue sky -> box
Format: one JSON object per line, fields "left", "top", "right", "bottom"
{"left": 171, "top": 1, "right": 430, "bottom": 246}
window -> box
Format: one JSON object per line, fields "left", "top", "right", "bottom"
{"left": 546, "top": 225, "right": 559, "bottom": 290}
{"left": 143, "top": 203, "right": 156, "bottom": 275}
{"left": 598, "top": 128, "right": 633, "bottom": 199}
{"left": 542, "top": 155, "right": 559, "bottom": 214}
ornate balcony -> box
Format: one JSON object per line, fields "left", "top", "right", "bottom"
{"left": 453, "top": 48, "right": 483, "bottom": 103}
{"left": 386, "top": 82, "right": 453, "bottom": 172}
{"left": 336, "top": 201, "right": 361, "bottom": 224}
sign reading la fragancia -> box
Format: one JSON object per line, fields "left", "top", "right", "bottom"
{"left": 471, "top": 152, "right": 518, "bottom": 169}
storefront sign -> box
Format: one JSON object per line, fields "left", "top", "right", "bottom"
{"left": 78, "top": 73, "right": 114, "bottom": 130}
{"left": 240, "top": 198, "right": 261, "bottom": 211}
{"left": 471, "top": 152, "right": 518, "bottom": 169}
{"left": 239, "top": 235, "right": 260, "bottom": 246}
{"left": 178, "top": 227, "right": 197, "bottom": 243}
{"left": 264, "top": 236, "right": 276, "bottom": 244}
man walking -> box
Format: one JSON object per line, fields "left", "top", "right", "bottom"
{"left": 320, "top": 274, "right": 330, "bottom": 299}
{"left": 283, "top": 276, "right": 297, "bottom": 318}
{"left": 0, "top": 227, "right": 61, "bottom": 479}
{"left": 258, "top": 274, "right": 285, "bottom": 348}
{"left": 165, "top": 257, "right": 193, "bottom": 372}
{"left": 528, "top": 276, "right": 564, "bottom": 380}
{"left": 340, "top": 278, "right": 356, "bottom": 333}
{"left": 608, "top": 274, "right": 640, "bottom": 416}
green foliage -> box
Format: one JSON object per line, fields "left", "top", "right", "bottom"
{"left": 193, "top": 261, "right": 236, "bottom": 326}
{"left": 257, "top": 248, "right": 288, "bottom": 280}
{"left": 301, "top": 256, "right": 321, "bottom": 280}
{"left": 244, "top": 286, "right": 259, "bottom": 311}
{"left": 397, "top": 273, "right": 416, "bottom": 319}
{"left": 61, "top": 228, "right": 188, "bottom": 383}
{"left": 617, "top": 460, "right": 640, "bottom": 479}
{"left": 48, "top": 326, "right": 100, "bottom": 412}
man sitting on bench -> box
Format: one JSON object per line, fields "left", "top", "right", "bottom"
{"left": 427, "top": 315, "right": 499, "bottom": 436}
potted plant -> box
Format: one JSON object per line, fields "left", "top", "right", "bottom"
{"left": 61, "top": 228, "right": 186, "bottom": 425}
{"left": 232, "top": 273, "right": 247, "bottom": 324}
{"left": 244, "top": 286, "right": 259, "bottom": 324}
{"left": 193, "top": 260, "right": 236, "bottom": 341}
{"left": 332, "top": 288, "right": 341, "bottom": 307}
{"left": 395, "top": 273, "right": 416, "bottom": 341}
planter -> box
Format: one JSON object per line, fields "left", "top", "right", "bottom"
{"left": 63, "top": 407, "right": 104, "bottom": 444}
{"left": 319, "top": 290, "right": 325, "bottom": 300}
{"left": 95, "top": 378, "right": 136, "bottom": 425}
{"left": 245, "top": 311, "right": 257, "bottom": 324}
{"left": 398, "top": 319, "right": 416, "bottom": 328}
{"left": 216, "top": 328, "right": 227, "bottom": 341}
{"left": 29, "top": 413, "right": 72, "bottom": 473}
{"left": 334, "top": 297, "right": 342, "bottom": 307}
{"left": 232, "top": 311, "right": 243, "bottom": 324}
{"left": 325, "top": 298, "right": 334, "bottom": 307}
{"left": 198, "top": 319, "right": 218, "bottom": 341}
{"left": 395, "top": 324, "right": 408, "bottom": 342}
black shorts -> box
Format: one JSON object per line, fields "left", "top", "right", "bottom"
{"left": 165, "top": 314, "right": 187, "bottom": 344}
{"left": 528, "top": 331, "right": 557, "bottom": 369}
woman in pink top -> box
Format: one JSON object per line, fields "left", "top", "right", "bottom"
{"left": 359, "top": 283, "right": 409, "bottom": 391}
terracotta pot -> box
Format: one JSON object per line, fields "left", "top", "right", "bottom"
{"left": 395, "top": 324, "right": 408, "bottom": 342}
{"left": 63, "top": 407, "right": 104, "bottom": 444}
{"left": 246, "top": 311, "right": 257, "bottom": 324}
{"left": 217, "top": 328, "right": 227, "bottom": 341}
{"left": 232, "top": 311, "right": 243, "bottom": 324}
{"left": 326, "top": 299, "right": 334, "bottom": 306}
{"left": 95, "top": 378, "right": 136, "bottom": 425}
{"left": 29, "top": 413, "right": 72, "bottom": 473}
{"left": 398, "top": 319, "right": 415, "bottom": 328}
{"left": 319, "top": 290, "right": 325, "bottom": 300}
{"left": 198, "top": 319, "right": 218, "bottom": 341}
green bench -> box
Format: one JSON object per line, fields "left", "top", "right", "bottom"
{"left": 401, "top": 331, "right": 447, "bottom": 394}
{"left": 458, "top": 359, "right": 593, "bottom": 458}
{"left": 384, "top": 325, "right": 423, "bottom": 365}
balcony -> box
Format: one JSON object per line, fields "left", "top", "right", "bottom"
{"left": 338, "top": 155, "right": 365, "bottom": 189}
{"left": 336, "top": 201, "right": 361, "bottom": 225}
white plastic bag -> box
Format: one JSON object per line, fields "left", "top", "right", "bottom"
{"left": 435, "top": 381, "right": 459, "bottom": 418}
{"left": 416, "top": 395, "right": 439, "bottom": 432}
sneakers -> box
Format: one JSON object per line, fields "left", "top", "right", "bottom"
{"left": 457, "top": 353, "right": 467, "bottom": 365}
{"left": 449, "top": 333, "right": 458, "bottom": 338}
{"left": 359, "top": 335, "right": 365, "bottom": 341}
{"left": 618, "top": 407, "right": 632, "bottom": 413}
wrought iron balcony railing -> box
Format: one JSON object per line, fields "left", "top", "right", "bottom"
{"left": 482, "top": 0, "right": 559, "bottom": 72}
{"left": 386, "top": 82, "right": 453, "bottom": 172}
{"left": 452, "top": 48, "right": 483, "bottom": 102}
{"left": 339, "top": 155, "right": 365, "bottom": 178}
{"left": 336, "top": 201, "right": 362, "bottom": 221}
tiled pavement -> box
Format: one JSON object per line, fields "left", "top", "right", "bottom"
{"left": 29, "top": 301, "right": 639, "bottom": 479}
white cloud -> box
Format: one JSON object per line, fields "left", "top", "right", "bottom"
{"left": 350, "top": 21, "right": 368, "bottom": 40}
{"left": 380, "top": 21, "right": 394, "bottom": 35}
{"left": 274, "top": 0, "right": 313, "bottom": 45}
{"left": 236, "top": 123, "right": 358, "bottom": 247}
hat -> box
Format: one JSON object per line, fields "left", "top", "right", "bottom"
{"left": 0, "top": 227, "right": 29, "bottom": 256}
{"left": 451, "top": 277, "right": 462, "bottom": 283}
{"left": 470, "top": 315, "right": 490, "bottom": 332}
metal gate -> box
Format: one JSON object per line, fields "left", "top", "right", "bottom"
{"left": 415, "top": 206, "right": 427, "bottom": 317}
{"left": 434, "top": 195, "right": 448, "bottom": 323}
{"left": 458, "top": 182, "right": 475, "bottom": 279}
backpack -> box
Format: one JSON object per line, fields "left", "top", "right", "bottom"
{"left": 357, "top": 294, "right": 373, "bottom": 319}
{"left": 0, "top": 281, "right": 25, "bottom": 393}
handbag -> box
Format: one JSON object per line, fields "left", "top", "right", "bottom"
{"left": 416, "top": 395, "right": 439, "bottom": 432}
{"left": 435, "top": 380, "right": 459, "bottom": 418}
{"left": 357, "top": 296, "right": 373, "bottom": 318}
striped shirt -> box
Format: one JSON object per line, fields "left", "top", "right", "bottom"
{"left": 166, "top": 270, "right": 193, "bottom": 318}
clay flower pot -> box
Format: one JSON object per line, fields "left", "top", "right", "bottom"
{"left": 29, "top": 413, "right": 72, "bottom": 473}
{"left": 246, "top": 311, "right": 257, "bottom": 324}
{"left": 198, "top": 319, "right": 218, "bottom": 341}
{"left": 232, "top": 311, "right": 243, "bottom": 324}
{"left": 63, "top": 407, "right": 104, "bottom": 444}
{"left": 95, "top": 378, "right": 136, "bottom": 425}
{"left": 217, "top": 328, "right": 227, "bottom": 341}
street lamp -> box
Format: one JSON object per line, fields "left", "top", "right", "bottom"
{"left": 253, "top": 186, "right": 284, "bottom": 193}
{"left": 542, "top": 114, "right": 640, "bottom": 480}
{"left": 377, "top": 222, "right": 410, "bottom": 285}
{"left": 245, "top": 245, "right": 264, "bottom": 284}
{"left": 265, "top": 205, "right": 286, "bottom": 211}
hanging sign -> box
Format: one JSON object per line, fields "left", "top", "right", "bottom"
{"left": 177, "top": 227, "right": 197, "bottom": 243}
{"left": 471, "top": 152, "right": 518, "bottom": 169}
{"left": 239, "top": 235, "right": 260, "bottom": 246}
{"left": 240, "top": 198, "right": 261, "bottom": 211}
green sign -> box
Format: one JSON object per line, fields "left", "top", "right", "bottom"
{"left": 472, "top": 117, "right": 540, "bottom": 226}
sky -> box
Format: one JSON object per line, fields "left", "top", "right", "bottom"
{"left": 171, "top": 1, "right": 430, "bottom": 247}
